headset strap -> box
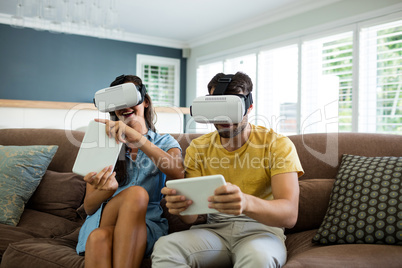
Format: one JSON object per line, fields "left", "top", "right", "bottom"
{"left": 213, "top": 74, "right": 234, "bottom": 95}
{"left": 243, "top": 93, "right": 253, "bottom": 115}
{"left": 233, "top": 93, "right": 253, "bottom": 115}
{"left": 213, "top": 74, "right": 253, "bottom": 115}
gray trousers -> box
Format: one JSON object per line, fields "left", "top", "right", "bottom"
{"left": 151, "top": 221, "right": 287, "bottom": 268}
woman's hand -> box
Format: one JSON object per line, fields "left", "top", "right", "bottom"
{"left": 84, "top": 165, "right": 118, "bottom": 191}
{"left": 95, "top": 118, "right": 145, "bottom": 147}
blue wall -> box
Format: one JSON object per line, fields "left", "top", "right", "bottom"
{"left": 0, "top": 24, "right": 186, "bottom": 106}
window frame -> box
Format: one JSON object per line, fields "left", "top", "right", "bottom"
{"left": 136, "top": 54, "right": 181, "bottom": 107}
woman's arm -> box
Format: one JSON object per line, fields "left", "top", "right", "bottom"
{"left": 83, "top": 166, "right": 119, "bottom": 215}
{"left": 137, "top": 137, "right": 184, "bottom": 179}
{"left": 98, "top": 118, "right": 185, "bottom": 179}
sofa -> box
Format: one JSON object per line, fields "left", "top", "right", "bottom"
{"left": 0, "top": 128, "right": 401, "bottom": 267}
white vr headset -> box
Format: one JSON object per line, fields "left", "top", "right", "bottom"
{"left": 190, "top": 75, "right": 253, "bottom": 124}
{"left": 93, "top": 82, "right": 147, "bottom": 113}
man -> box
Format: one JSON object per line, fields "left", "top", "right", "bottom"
{"left": 152, "top": 72, "right": 304, "bottom": 267}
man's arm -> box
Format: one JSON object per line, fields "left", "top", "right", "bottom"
{"left": 208, "top": 172, "right": 299, "bottom": 228}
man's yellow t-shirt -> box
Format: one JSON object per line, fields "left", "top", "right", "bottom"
{"left": 184, "top": 124, "right": 304, "bottom": 201}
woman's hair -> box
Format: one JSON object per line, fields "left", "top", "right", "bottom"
{"left": 109, "top": 75, "right": 157, "bottom": 186}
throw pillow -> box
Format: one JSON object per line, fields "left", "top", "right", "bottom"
{"left": 0, "top": 145, "right": 58, "bottom": 226}
{"left": 313, "top": 154, "right": 402, "bottom": 245}
{"left": 26, "top": 170, "right": 86, "bottom": 221}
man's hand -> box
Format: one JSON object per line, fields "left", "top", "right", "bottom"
{"left": 162, "top": 187, "right": 193, "bottom": 215}
{"left": 84, "top": 165, "right": 118, "bottom": 191}
{"left": 207, "top": 182, "right": 249, "bottom": 215}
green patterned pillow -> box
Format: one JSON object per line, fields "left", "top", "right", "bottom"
{"left": 0, "top": 145, "right": 58, "bottom": 226}
{"left": 313, "top": 154, "right": 402, "bottom": 245}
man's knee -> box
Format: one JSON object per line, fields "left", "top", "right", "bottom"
{"left": 233, "top": 234, "right": 287, "bottom": 268}
{"left": 235, "top": 247, "right": 286, "bottom": 268}
{"left": 153, "top": 233, "right": 180, "bottom": 255}
{"left": 152, "top": 233, "right": 190, "bottom": 267}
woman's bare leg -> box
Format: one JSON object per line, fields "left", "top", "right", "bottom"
{"left": 85, "top": 226, "right": 114, "bottom": 268}
{"left": 99, "top": 186, "right": 149, "bottom": 268}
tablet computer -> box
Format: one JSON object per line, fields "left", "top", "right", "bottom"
{"left": 166, "top": 174, "right": 226, "bottom": 215}
{"left": 72, "top": 120, "right": 123, "bottom": 176}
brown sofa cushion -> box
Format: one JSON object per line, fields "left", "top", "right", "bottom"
{"left": 26, "top": 170, "right": 86, "bottom": 221}
{"left": 284, "top": 242, "right": 402, "bottom": 268}
{"left": 1, "top": 236, "right": 152, "bottom": 268}
{"left": 0, "top": 226, "right": 35, "bottom": 257}
{"left": 17, "top": 209, "right": 82, "bottom": 238}
{"left": 1, "top": 237, "right": 85, "bottom": 268}
{"left": 288, "top": 133, "right": 402, "bottom": 180}
{"left": 286, "top": 179, "right": 334, "bottom": 234}
{"left": 0, "top": 209, "right": 81, "bottom": 259}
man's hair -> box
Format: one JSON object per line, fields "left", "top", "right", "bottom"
{"left": 207, "top": 72, "right": 253, "bottom": 95}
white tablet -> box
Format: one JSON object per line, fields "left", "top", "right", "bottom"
{"left": 72, "top": 120, "right": 123, "bottom": 176}
{"left": 166, "top": 174, "right": 226, "bottom": 215}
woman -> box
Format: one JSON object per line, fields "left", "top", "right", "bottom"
{"left": 76, "top": 75, "right": 184, "bottom": 268}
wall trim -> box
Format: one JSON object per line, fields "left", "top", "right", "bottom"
{"left": 0, "top": 99, "right": 190, "bottom": 114}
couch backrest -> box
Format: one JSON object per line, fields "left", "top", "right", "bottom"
{"left": 288, "top": 133, "right": 402, "bottom": 180}
{"left": 0, "top": 128, "right": 85, "bottom": 172}
{"left": 170, "top": 133, "right": 202, "bottom": 159}
{"left": 172, "top": 132, "right": 402, "bottom": 180}
{"left": 2, "top": 129, "right": 401, "bottom": 178}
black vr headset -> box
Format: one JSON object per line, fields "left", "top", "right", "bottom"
{"left": 93, "top": 75, "right": 147, "bottom": 113}
{"left": 190, "top": 74, "right": 253, "bottom": 124}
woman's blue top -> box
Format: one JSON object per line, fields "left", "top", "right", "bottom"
{"left": 76, "top": 130, "right": 180, "bottom": 256}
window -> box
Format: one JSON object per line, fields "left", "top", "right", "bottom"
{"left": 258, "top": 45, "right": 298, "bottom": 134}
{"left": 301, "top": 31, "right": 353, "bottom": 134}
{"left": 195, "top": 15, "right": 402, "bottom": 135}
{"left": 136, "top": 55, "right": 180, "bottom": 107}
{"left": 359, "top": 20, "right": 402, "bottom": 134}
{"left": 196, "top": 61, "right": 223, "bottom": 96}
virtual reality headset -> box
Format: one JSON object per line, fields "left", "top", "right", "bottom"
{"left": 93, "top": 82, "right": 147, "bottom": 113}
{"left": 190, "top": 75, "right": 253, "bottom": 124}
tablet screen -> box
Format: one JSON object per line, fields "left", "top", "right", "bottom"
{"left": 72, "top": 121, "right": 123, "bottom": 176}
{"left": 166, "top": 174, "right": 226, "bottom": 215}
